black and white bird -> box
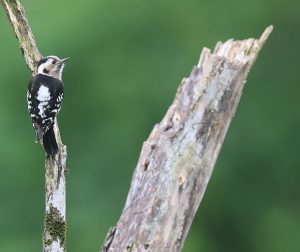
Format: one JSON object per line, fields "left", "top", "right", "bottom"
{"left": 27, "top": 55, "right": 69, "bottom": 159}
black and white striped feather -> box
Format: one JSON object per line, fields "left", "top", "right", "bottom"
{"left": 27, "top": 74, "right": 64, "bottom": 144}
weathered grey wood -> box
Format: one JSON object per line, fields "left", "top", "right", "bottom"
{"left": 0, "top": 0, "right": 40, "bottom": 73}
{"left": 101, "top": 27, "right": 273, "bottom": 252}
{"left": 0, "top": 1, "right": 67, "bottom": 251}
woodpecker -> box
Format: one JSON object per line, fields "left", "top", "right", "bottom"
{"left": 27, "top": 55, "right": 69, "bottom": 159}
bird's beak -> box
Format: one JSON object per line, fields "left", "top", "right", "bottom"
{"left": 60, "top": 57, "right": 70, "bottom": 64}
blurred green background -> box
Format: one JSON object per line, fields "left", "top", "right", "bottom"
{"left": 0, "top": 0, "right": 299, "bottom": 251}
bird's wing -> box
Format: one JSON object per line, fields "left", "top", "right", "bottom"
{"left": 27, "top": 74, "right": 64, "bottom": 140}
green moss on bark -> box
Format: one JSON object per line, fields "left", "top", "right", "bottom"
{"left": 44, "top": 204, "right": 66, "bottom": 248}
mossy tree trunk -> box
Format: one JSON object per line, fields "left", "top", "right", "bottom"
{"left": 0, "top": 1, "right": 67, "bottom": 251}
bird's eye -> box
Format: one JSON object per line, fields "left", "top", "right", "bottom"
{"left": 43, "top": 69, "right": 49, "bottom": 74}
{"left": 52, "top": 60, "right": 57, "bottom": 64}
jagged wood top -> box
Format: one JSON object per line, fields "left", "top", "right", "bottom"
{"left": 101, "top": 26, "right": 272, "bottom": 252}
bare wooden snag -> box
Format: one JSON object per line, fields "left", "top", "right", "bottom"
{"left": 101, "top": 27, "right": 273, "bottom": 252}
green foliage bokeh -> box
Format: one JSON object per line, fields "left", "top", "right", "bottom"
{"left": 0, "top": 0, "right": 299, "bottom": 251}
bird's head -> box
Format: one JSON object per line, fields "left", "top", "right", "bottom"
{"left": 37, "top": 55, "right": 69, "bottom": 80}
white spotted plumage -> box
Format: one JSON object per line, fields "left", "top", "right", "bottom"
{"left": 36, "top": 85, "right": 51, "bottom": 118}
{"left": 27, "top": 56, "right": 68, "bottom": 146}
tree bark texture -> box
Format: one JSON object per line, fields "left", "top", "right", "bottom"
{"left": 0, "top": 1, "right": 67, "bottom": 251}
{"left": 101, "top": 26, "right": 273, "bottom": 252}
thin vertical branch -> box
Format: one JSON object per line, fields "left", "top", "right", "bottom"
{"left": 0, "top": 0, "right": 40, "bottom": 72}
{"left": 0, "top": 1, "right": 67, "bottom": 251}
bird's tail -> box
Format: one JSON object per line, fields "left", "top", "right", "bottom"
{"left": 43, "top": 126, "right": 58, "bottom": 159}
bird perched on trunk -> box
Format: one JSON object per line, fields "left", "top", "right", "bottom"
{"left": 27, "top": 56, "right": 69, "bottom": 159}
